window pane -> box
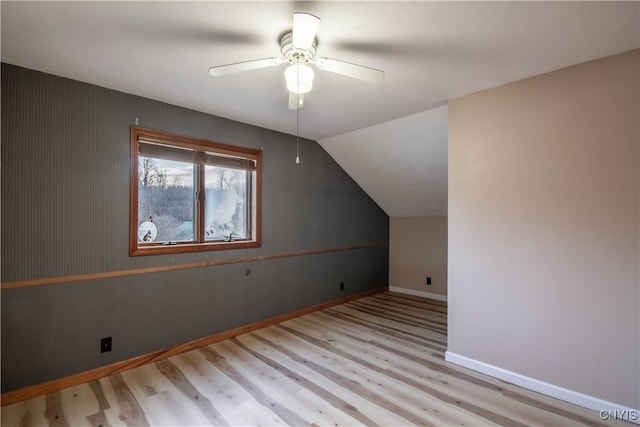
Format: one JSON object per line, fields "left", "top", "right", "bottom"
{"left": 138, "top": 157, "right": 195, "bottom": 243}
{"left": 204, "top": 166, "right": 248, "bottom": 240}
{"left": 131, "top": 126, "right": 262, "bottom": 255}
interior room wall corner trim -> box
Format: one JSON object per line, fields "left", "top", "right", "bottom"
{"left": 445, "top": 351, "right": 640, "bottom": 425}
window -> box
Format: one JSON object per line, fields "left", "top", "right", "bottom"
{"left": 130, "top": 127, "right": 261, "bottom": 256}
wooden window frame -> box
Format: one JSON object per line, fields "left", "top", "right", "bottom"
{"left": 130, "top": 126, "right": 262, "bottom": 256}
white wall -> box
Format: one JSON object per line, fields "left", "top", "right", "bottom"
{"left": 448, "top": 50, "right": 639, "bottom": 409}
{"left": 389, "top": 217, "right": 447, "bottom": 299}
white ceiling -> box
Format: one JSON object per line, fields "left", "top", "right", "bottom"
{"left": 2, "top": 1, "right": 638, "bottom": 217}
{"left": 320, "top": 105, "right": 448, "bottom": 217}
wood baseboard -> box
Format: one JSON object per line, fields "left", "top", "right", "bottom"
{"left": 1, "top": 287, "right": 387, "bottom": 406}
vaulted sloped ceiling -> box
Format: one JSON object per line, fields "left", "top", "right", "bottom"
{"left": 319, "top": 106, "right": 448, "bottom": 217}
{"left": 2, "top": 2, "right": 638, "bottom": 217}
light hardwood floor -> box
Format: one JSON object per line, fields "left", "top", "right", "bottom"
{"left": 1, "top": 292, "right": 627, "bottom": 426}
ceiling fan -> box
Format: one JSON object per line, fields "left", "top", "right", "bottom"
{"left": 208, "top": 12, "right": 384, "bottom": 110}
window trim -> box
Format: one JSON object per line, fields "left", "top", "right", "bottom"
{"left": 130, "top": 126, "right": 262, "bottom": 256}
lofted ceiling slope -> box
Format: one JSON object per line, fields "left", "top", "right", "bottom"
{"left": 319, "top": 106, "right": 448, "bottom": 217}
{"left": 2, "top": 1, "right": 638, "bottom": 217}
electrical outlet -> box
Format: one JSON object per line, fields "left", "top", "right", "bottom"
{"left": 426, "top": 277, "right": 432, "bottom": 285}
{"left": 340, "top": 282, "right": 344, "bottom": 291}
{"left": 101, "top": 336, "right": 112, "bottom": 353}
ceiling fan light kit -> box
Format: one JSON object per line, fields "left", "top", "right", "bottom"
{"left": 285, "top": 63, "right": 314, "bottom": 94}
{"left": 208, "top": 12, "right": 384, "bottom": 109}
{"left": 207, "top": 12, "right": 385, "bottom": 164}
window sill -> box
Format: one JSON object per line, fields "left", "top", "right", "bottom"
{"left": 130, "top": 240, "right": 261, "bottom": 256}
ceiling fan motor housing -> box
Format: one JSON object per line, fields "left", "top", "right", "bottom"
{"left": 280, "top": 32, "right": 317, "bottom": 65}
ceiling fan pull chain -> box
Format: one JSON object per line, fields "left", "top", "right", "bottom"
{"left": 296, "top": 62, "right": 300, "bottom": 164}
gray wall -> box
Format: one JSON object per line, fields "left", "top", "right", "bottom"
{"left": 1, "top": 64, "right": 389, "bottom": 392}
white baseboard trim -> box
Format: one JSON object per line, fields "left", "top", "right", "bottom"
{"left": 445, "top": 351, "right": 640, "bottom": 425}
{"left": 388, "top": 286, "right": 447, "bottom": 302}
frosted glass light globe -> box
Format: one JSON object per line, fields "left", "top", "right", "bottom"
{"left": 285, "top": 64, "right": 314, "bottom": 94}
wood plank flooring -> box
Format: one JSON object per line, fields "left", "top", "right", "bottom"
{"left": 1, "top": 292, "right": 626, "bottom": 426}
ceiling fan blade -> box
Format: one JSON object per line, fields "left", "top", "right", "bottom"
{"left": 292, "top": 12, "right": 320, "bottom": 50}
{"left": 288, "top": 92, "right": 304, "bottom": 110}
{"left": 315, "top": 58, "right": 384, "bottom": 83}
{"left": 208, "top": 57, "right": 283, "bottom": 77}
